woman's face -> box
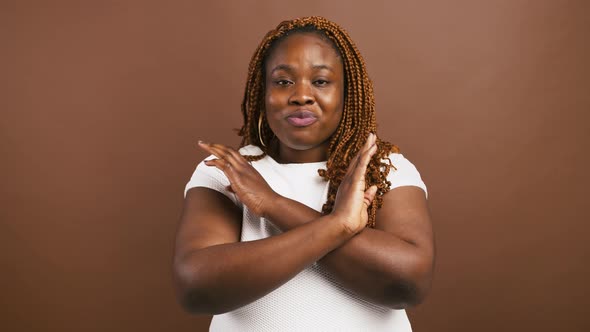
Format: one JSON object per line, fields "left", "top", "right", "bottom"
{"left": 264, "top": 32, "right": 344, "bottom": 162}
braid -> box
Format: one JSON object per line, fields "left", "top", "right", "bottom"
{"left": 238, "top": 16, "right": 399, "bottom": 227}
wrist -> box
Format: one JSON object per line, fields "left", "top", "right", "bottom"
{"left": 329, "top": 211, "right": 362, "bottom": 237}
{"left": 324, "top": 213, "right": 357, "bottom": 239}
{"left": 261, "top": 191, "right": 282, "bottom": 219}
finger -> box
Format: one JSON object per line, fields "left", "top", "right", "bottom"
{"left": 344, "top": 133, "right": 376, "bottom": 177}
{"left": 211, "top": 145, "right": 242, "bottom": 168}
{"left": 199, "top": 142, "right": 231, "bottom": 160}
{"left": 344, "top": 151, "right": 361, "bottom": 177}
{"left": 205, "top": 159, "right": 240, "bottom": 192}
{"left": 352, "top": 142, "right": 378, "bottom": 181}
{"left": 366, "top": 132, "right": 376, "bottom": 148}
{"left": 362, "top": 132, "right": 376, "bottom": 152}
{"left": 363, "top": 185, "right": 378, "bottom": 207}
{"left": 222, "top": 144, "right": 248, "bottom": 164}
{"left": 199, "top": 142, "right": 244, "bottom": 170}
{"left": 208, "top": 143, "right": 249, "bottom": 168}
{"left": 203, "top": 158, "right": 234, "bottom": 174}
{"left": 197, "top": 141, "right": 219, "bottom": 157}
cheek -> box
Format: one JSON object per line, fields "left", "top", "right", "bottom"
{"left": 319, "top": 89, "right": 344, "bottom": 116}
{"left": 324, "top": 81, "right": 344, "bottom": 103}
{"left": 265, "top": 89, "right": 284, "bottom": 112}
{"left": 264, "top": 92, "right": 282, "bottom": 133}
{"left": 322, "top": 91, "right": 344, "bottom": 132}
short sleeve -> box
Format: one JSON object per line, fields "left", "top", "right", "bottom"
{"left": 183, "top": 155, "right": 240, "bottom": 206}
{"left": 386, "top": 153, "right": 428, "bottom": 199}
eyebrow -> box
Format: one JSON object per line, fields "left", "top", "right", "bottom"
{"left": 270, "top": 64, "right": 334, "bottom": 74}
{"left": 312, "top": 64, "right": 334, "bottom": 72}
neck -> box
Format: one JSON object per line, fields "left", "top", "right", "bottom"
{"left": 270, "top": 141, "right": 329, "bottom": 164}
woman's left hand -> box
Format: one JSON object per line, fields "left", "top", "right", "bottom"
{"left": 330, "top": 133, "right": 378, "bottom": 234}
{"left": 197, "top": 141, "right": 278, "bottom": 217}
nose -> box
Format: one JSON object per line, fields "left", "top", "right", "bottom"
{"left": 288, "top": 82, "right": 315, "bottom": 106}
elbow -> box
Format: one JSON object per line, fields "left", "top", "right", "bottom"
{"left": 177, "top": 287, "right": 226, "bottom": 315}
{"left": 176, "top": 288, "right": 204, "bottom": 314}
{"left": 383, "top": 256, "right": 434, "bottom": 309}
{"left": 173, "top": 259, "right": 226, "bottom": 315}
{"left": 383, "top": 278, "right": 429, "bottom": 310}
{"left": 175, "top": 284, "right": 211, "bottom": 315}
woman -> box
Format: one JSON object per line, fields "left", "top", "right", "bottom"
{"left": 174, "top": 16, "right": 434, "bottom": 331}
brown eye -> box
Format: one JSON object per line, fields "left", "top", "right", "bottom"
{"left": 314, "top": 79, "right": 329, "bottom": 86}
{"left": 276, "top": 79, "right": 293, "bottom": 86}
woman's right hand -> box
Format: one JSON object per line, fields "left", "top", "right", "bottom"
{"left": 197, "top": 141, "right": 278, "bottom": 217}
{"left": 331, "top": 133, "right": 379, "bottom": 235}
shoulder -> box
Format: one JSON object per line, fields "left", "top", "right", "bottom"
{"left": 184, "top": 154, "right": 237, "bottom": 204}
{"left": 383, "top": 152, "right": 428, "bottom": 198}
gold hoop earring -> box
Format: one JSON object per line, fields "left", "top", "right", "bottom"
{"left": 258, "top": 113, "right": 266, "bottom": 147}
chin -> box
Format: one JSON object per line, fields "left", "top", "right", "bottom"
{"left": 283, "top": 135, "right": 332, "bottom": 152}
{"left": 278, "top": 132, "right": 316, "bottom": 149}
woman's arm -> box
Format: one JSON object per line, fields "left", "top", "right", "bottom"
{"left": 198, "top": 134, "right": 434, "bottom": 309}
{"left": 265, "top": 186, "right": 434, "bottom": 309}
{"left": 174, "top": 135, "right": 379, "bottom": 314}
{"left": 174, "top": 188, "right": 353, "bottom": 314}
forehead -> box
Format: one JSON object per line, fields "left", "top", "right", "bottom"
{"left": 265, "top": 32, "right": 342, "bottom": 70}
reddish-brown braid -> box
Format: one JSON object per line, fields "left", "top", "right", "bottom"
{"left": 238, "top": 16, "right": 399, "bottom": 227}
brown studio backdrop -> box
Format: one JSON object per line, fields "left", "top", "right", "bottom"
{"left": 2, "top": 0, "right": 589, "bottom": 331}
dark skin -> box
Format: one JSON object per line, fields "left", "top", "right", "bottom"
{"left": 173, "top": 33, "right": 434, "bottom": 314}
{"left": 264, "top": 33, "right": 344, "bottom": 163}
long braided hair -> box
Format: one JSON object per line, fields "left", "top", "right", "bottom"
{"left": 238, "top": 16, "right": 399, "bottom": 227}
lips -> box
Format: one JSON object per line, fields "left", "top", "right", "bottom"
{"left": 286, "top": 110, "right": 318, "bottom": 127}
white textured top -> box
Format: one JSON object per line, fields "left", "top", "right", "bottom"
{"left": 184, "top": 145, "right": 427, "bottom": 332}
